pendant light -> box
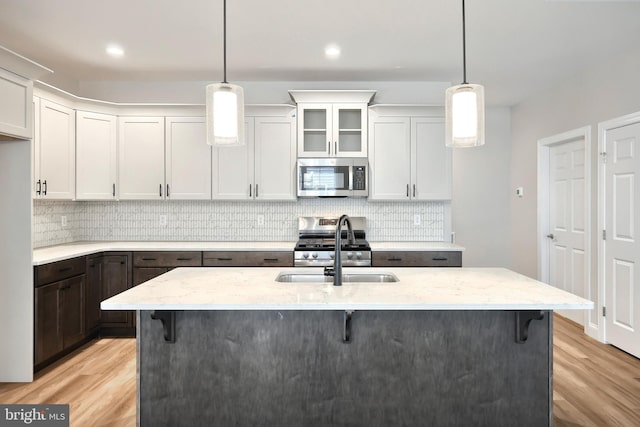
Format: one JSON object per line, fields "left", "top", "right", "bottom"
{"left": 206, "top": 0, "right": 244, "bottom": 146}
{"left": 445, "top": 0, "right": 485, "bottom": 148}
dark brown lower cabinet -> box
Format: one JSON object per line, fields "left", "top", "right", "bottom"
{"left": 86, "top": 254, "right": 103, "bottom": 334}
{"left": 100, "top": 252, "right": 133, "bottom": 332}
{"left": 372, "top": 251, "right": 462, "bottom": 267}
{"left": 35, "top": 274, "right": 85, "bottom": 366}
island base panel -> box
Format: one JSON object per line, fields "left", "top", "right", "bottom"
{"left": 138, "top": 310, "right": 552, "bottom": 427}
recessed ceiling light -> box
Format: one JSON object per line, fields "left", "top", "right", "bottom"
{"left": 106, "top": 45, "right": 124, "bottom": 57}
{"left": 324, "top": 44, "right": 341, "bottom": 59}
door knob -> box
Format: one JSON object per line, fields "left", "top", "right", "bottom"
{"left": 546, "top": 234, "right": 555, "bottom": 239}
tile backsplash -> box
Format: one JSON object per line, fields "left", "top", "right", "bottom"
{"left": 33, "top": 199, "right": 450, "bottom": 248}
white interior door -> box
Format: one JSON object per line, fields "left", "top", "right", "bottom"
{"left": 603, "top": 121, "right": 640, "bottom": 358}
{"left": 548, "top": 139, "right": 587, "bottom": 324}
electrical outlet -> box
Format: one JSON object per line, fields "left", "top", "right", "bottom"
{"left": 61, "top": 216, "right": 67, "bottom": 227}
{"left": 257, "top": 215, "right": 265, "bottom": 226}
{"left": 414, "top": 214, "right": 421, "bottom": 226}
{"left": 159, "top": 215, "right": 167, "bottom": 227}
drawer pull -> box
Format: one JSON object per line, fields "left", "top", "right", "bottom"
{"left": 263, "top": 258, "right": 279, "bottom": 262}
{"left": 142, "top": 258, "right": 157, "bottom": 261}
{"left": 58, "top": 267, "right": 72, "bottom": 272}
{"left": 432, "top": 257, "right": 448, "bottom": 261}
{"left": 387, "top": 258, "right": 402, "bottom": 262}
{"left": 216, "top": 258, "right": 233, "bottom": 261}
{"left": 176, "top": 258, "right": 192, "bottom": 261}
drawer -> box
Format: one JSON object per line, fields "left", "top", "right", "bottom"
{"left": 133, "top": 251, "right": 202, "bottom": 267}
{"left": 203, "top": 251, "right": 293, "bottom": 267}
{"left": 372, "top": 251, "right": 462, "bottom": 267}
{"left": 35, "top": 256, "right": 86, "bottom": 287}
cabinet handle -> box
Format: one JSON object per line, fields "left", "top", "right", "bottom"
{"left": 159, "top": 184, "right": 163, "bottom": 197}
{"left": 255, "top": 184, "right": 259, "bottom": 198}
{"left": 216, "top": 258, "right": 233, "bottom": 261}
{"left": 328, "top": 142, "right": 331, "bottom": 155}
{"left": 413, "top": 184, "right": 416, "bottom": 197}
{"left": 388, "top": 257, "right": 403, "bottom": 262}
{"left": 112, "top": 183, "right": 116, "bottom": 197}
{"left": 166, "top": 184, "right": 170, "bottom": 198}
{"left": 432, "top": 257, "right": 448, "bottom": 261}
{"left": 263, "top": 258, "right": 279, "bottom": 262}
{"left": 58, "top": 267, "right": 72, "bottom": 272}
{"left": 249, "top": 184, "right": 252, "bottom": 197}
{"left": 36, "top": 180, "right": 41, "bottom": 195}
{"left": 142, "top": 258, "right": 157, "bottom": 261}
{"left": 43, "top": 180, "right": 47, "bottom": 196}
{"left": 334, "top": 141, "right": 337, "bottom": 156}
{"left": 406, "top": 184, "right": 409, "bottom": 197}
{"left": 176, "top": 257, "right": 192, "bottom": 261}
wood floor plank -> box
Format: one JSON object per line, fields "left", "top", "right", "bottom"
{"left": 1, "top": 314, "right": 638, "bottom": 426}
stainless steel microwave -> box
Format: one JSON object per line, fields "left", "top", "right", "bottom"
{"left": 297, "top": 158, "right": 368, "bottom": 197}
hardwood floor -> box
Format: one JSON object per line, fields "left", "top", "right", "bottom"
{"left": 1, "top": 315, "right": 638, "bottom": 426}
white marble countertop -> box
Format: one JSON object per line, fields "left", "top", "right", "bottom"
{"left": 369, "top": 242, "right": 464, "bottom": 251}
{"left": 32, "top": 241, "right": 297, "bottom": 265}
{"left": 33, "top": 241, "right": 464, "bottom": 265}
{"left": 101, "top": 267, "right": 592, "bottom": 311}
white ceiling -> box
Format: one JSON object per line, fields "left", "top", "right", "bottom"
{"left": 0, "top": 0, "right": 639, "bottom": 106}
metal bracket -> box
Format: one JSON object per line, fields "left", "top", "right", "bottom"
{"left": 515, "top": 310, "right": 544, "bottom": 343}
{"left": 150, "top": 310, "right": 176, "bottom": 343}
{"left": 343, "top": 311, "right": 354, "bottom": 343}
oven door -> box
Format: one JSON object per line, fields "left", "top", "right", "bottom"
{"left": 297, "top": 158, "right": 352, "bottom": 197}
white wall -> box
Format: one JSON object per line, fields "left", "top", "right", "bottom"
{"left": 452, "top": 107, "right": 512, "bottom": 267}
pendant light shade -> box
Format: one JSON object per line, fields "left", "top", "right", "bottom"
{"left": 206, "top": 82, "right": 244, "bottom": 146}
{"left": 206, "top": 0, "right": 244, "bottom": 146}
{"left": 445, "top": 0, "right": 485, "bottom": 148}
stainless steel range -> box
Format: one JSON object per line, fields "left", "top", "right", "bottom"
{"left": 294, "top": 216, "right": 371, "bottom": 267}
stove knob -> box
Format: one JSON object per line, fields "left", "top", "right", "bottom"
{"left": 356, "top": 252, "right": 363, "bottom": 259}
{"left": 347, "top": 252, "right": 354, "bottom": 260}
{"left": 302, "top": 252, "right": 309, "bottom": 259}
{"left": 312, "top": 252, "right": 318, "bottom": 259}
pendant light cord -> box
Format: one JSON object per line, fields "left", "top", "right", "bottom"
{"left": 223, "top": 0, "right": 228, "bottom": 84}
{"left": 462, "top": 0, "right": 467, "bottom": 84}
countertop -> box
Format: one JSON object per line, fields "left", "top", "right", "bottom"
{"left": 101, "top": 267, "right": 593, "bottom": 311}
{"left": 32, "top": 241, "right": 465, "bottom": 265}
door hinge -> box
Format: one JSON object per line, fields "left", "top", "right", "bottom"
{"left": 600, "top": 151, "right": 607, "bottom": 163}
{"left": 602, "top": 306, "right": 606, "bottom": 317}
{"left": 602, "top": 230, "right": 607, "bottom": 240}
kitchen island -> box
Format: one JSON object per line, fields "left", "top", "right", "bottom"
{"left": 101, "top": 267, "right": 592, "bottom": 427}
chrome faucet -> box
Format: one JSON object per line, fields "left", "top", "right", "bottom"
{"left": 324, "top": 214, "right": 355, "bottom": 286}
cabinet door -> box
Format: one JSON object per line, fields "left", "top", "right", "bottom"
{"left": 35, "top": 282, "right": 63, "bottom": 365}
{"left": 368, "top": 115, "right": 412, "bottom": 200}
{"left": 254, "top": 116, "right": 296, "bottom": 200}
{"left": 37, "top": 99, "right": 75, "bottom": 199}
{"left": 118, "top": 116, "right": 165, "bottom": 200}
{"left": 412, "top": 118, "right": 452, "bottom": 200}
{"left": 133, "top": 267, "right": 169, "bottom": 286}
{"left": 212, "top": 118, "right": 254, "bottom": 199}
{"left": 101, "top": 254, "right": 132, "bottom": 326}
{"left": 166, "top": 117, "right": 212, "bottom": 200}
{"left": 85, "top": 255, "right": 103, "bottom": 333}
{"left": 0, "top": 67, "right": 33, "bottom": 139}
{"left": 297, "top": 104, "right": 332, "bottom": 157}
{"left": 334, "top": 104, "right": 367, "bottom": 157}
{"left": 60, "top": 275, "right": 85, "bottom": 349}
{"left": 76, "top": 111, "right": 117, "bottom": 200}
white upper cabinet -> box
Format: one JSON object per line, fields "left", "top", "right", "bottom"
{"left": 212, "top": 118, "right": 254, "bottom": 200}
{"left": 368, "top": 107, "right": 452, "bottom": 201}
{"left": 34, "top": 98, "right": 75, "bottom": 199}
{"left": 118, "top": 116, "right": 165, "bottom": 200}
{"left": 212, "top": 109, "right": 296, "bottom": 201}
{"left": 0, "top": 68, "right": 33, "bottom": 140}
{"left": 165, "top": 117, "right": 211, "bottom": 200}
{"left": 289, "top": 90, "right": 375, "bottom": 158}
{"left": 254, "top": 115, "right": 297, "bottom": 200}
{"left": 76, "top": 111, "right": 117, "bottom": 200}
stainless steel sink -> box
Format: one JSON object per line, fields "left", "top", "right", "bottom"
{"left": 275, "top": 271, "right": 399, "bottom": 283}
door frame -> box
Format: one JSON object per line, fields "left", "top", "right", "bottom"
{"left": 537, "top": 126, "right": 594, "bottom": 337}
{"left": 598, "top": 110, "right": 640, "bottom": 345}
